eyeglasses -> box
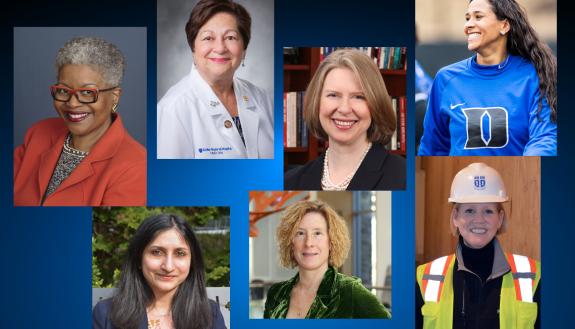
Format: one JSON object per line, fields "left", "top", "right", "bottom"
{"left": 50, "top": 85, "right": 118, "bottom": 104}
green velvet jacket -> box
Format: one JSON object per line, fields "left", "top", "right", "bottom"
{"left": 263, "top": 266, "right": 391, "bottom": 319}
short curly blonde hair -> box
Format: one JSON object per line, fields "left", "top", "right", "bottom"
{"left": 276, "top": 200, "right": 351, "bottom": 268}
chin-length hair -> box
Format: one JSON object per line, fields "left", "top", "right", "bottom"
{"left": 478, "top": 0, "right": 557, "bottom": 122}
{"left": 276, "top": 200, "right": 351, "bottom": 269}
{"left": 110, "top": 213, "right": 212, "bottom": 329}
{"left": 303, "top": 48, "right": 396, "bottom": 145}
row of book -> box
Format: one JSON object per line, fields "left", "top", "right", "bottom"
{"left": 283, "top": 91, "right": 308, "bottom": 148}
{"left": 319, "top": 47, "right": 407, "bottom": 70}
{"left": 283, "top": 91, "right": 407, "bottom": 153}
{"left": 390, "top": 96, "right": 407, "bottom": 153}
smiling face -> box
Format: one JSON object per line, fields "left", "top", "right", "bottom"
{"left": 292, "top": 212, "right": 331, "bottom": 272}
{"left": 53, "top": 64, "right": 119, "bottom": 145}
{"left": 141, "top": 228, "right": 191, "bottom": 298}
{"left": 464, "top": 0, "right": 509, "bottom": 59}
{"left": 193, "top": 12, "right": 244, "bottom": 84}
{"left": 452, "top": 203, "right": 503, "bottom": 249}
{"left": 319, "top": 67, "right": 372, "bottom": 147}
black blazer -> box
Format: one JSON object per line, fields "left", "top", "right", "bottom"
{"left": 284, "top": 143, "right": 406, "bottom": 190}
{"left": 92, "top": 298, "right": 227, "bottom": 329}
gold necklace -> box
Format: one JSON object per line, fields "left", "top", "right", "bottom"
{"left": 147, "top": 319, "right": 161, "bottom": 329}
{"left": 147, "top": 309, "right": 171, "bottom": 329}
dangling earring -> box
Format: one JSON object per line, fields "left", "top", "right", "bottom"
{"left": 242, "top": 57, "right": 245, "bottom": 67}
{"left": 111, "top": 103, "right": 118, "bottom": 113}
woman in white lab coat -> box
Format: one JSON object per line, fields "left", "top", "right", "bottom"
{"left": 157, "top": 0, "right": 273, "bottom": 159}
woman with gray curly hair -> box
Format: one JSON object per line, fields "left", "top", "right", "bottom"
{"left": 14, "top": 36, "right": 146, "bottom": 206}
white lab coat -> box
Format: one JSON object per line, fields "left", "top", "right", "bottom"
{"left": 157, "top": 67, "right": 274, "bottom": 159}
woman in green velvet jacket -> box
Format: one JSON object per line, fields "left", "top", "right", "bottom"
{"left": 263, "top": 200, "right": 391, "bottom": 319}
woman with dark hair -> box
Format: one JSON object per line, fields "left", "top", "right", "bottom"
{"left": 157, "top": 0, "right": 273, "bottom": 159}
{"left": 418, "top": 0, "right": 556, "bottom": 156}
{"left": 93, "top": 214, "right": 226, "bottom": 329}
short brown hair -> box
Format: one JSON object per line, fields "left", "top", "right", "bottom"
{"left": 304, "top": 48, "right": 396, "bottom": 144}
{"left": 276, "top": 200, "right": 351, "bottom": 268}
{"left": 185, "top": 0, "right": 251, "bottom": 52}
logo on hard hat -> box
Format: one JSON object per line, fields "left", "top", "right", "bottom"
{"left": 473, "top": 175, "right": 486, "bottom": 190}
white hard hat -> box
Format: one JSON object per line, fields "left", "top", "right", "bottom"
{"left": 448, "top": 162, "right": 509, "bottom": 203}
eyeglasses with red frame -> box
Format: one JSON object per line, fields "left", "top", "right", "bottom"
{"left": 50, "top": 85, "right": 118, "bottom": 104}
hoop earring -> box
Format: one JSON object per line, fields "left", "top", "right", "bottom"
{"left": 111, "top": 103, "right": 118, "bottom": 113}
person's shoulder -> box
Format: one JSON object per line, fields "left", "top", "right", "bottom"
{"left": 267, "top": 280, "right": 285, "bottom": 297}
{"left": 284, "top": 157, "right": 322, "bottom": 190}
{"left": 369, "top": 144, "right": 406, "bottom": 189}
{"left": 509, "top": 55, "right": 538, "bottom": 78}
{"left": 19, "top": 118, "right": 67, "bottom": 148}
{"left": 235, "top": 77, "right": 268, "bottom": 96}
{"left": 112, "top": 116, "right": 147, "bottom": 160}
{"left": 506, "top": 253, "right": 541, "bottom": 269}
{"left": 93, "top": 298, "right": 113, "bottom": 321}
{"left": 335, "top": 273, "right": 377, "bottom": 304}
{"left": 284, "top": 165, "right": 304, "bottom": 188}
{"left": 235, "top": 77, "right": 272, "bottom": 113}
{"left": 382, "top": 153, "right": 406, "bottom": 188}
{"left": 334, "top": 272, "right": 390, "bottom": 318}
{"left": 417, "top": 254, "right": 456, "bottom": 273}
{"left": 267, "top": 278, "right": 296, "bottom": 302}
{"left": 25, "top": 117, "right": 67, "bottom": 137}
{"left": 119, "top": 131, "right": 146, "bottom": 158}
{"left": 158, "top": 73, "right": 197, "bottom": 111}
{"left": 335, "top": 271, "right": 363, "bottom": 289}
{"left": 380, "top": 147, "right": 406, "bottom": 169}
{"left": 436, "top": 57, "right": 470, "bottom": 80}
{"left": 94, "top": 298, "right": 112, "bottom": 311}
{"left": 510, "top": 54, "right": 534, "bottom": 69}
{"left": 208, "top": 299, "right": 226, "bottom": 329}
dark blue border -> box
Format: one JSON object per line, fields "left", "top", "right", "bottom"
{"left": 1, "top": 0, "right": 574, "bottom": 328}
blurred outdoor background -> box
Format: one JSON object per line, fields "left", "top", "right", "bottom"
{"left": 414, "top": 0, "right": 556, "bottom": 151}
{"left": 416, "top": 0, "right": 556, "bottom": 77}
{"left": 92, "top": 206, "right": 230, "bottom": 326}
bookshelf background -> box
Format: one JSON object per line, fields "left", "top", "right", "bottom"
{"left": 283, "top": 47, "right": 407, "bottom": 172}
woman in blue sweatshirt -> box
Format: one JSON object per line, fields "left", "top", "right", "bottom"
{"left": 418, "top": 0, "right": 557, "bottom": 156}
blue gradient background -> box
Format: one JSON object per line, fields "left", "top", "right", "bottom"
{"left": 1, "top": 0, "right": 573, "bottom": 328}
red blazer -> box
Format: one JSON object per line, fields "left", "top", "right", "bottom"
{"left": 14, "top": 114, "right": 146, "bottom": 206}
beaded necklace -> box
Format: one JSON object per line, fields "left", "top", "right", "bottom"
{"left": 321, "top": 142, "right": 372, "bottom": 191}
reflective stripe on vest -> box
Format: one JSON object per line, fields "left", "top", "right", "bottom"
{"left": 506, "top": 253, "right": 537, "bottom": 303}
{"left": 417, "top": 253, "right": 540, "bottom": 329}
{"left": 422, "top": 255, "right": 454, "bottom": 302}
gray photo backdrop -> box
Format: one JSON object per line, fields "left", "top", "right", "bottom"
{"left": 13, "top": 27, "right": 147, "bottom": 147}
{"left": 157, "top": 0, "right": 274, "bottom": 99}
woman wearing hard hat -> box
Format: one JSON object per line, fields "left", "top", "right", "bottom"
{"left": 416, "top": 162, "right": 541, "bottom": 329}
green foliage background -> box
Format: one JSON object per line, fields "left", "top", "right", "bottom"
{"left": 92, "top": 207, "right": 230, "bottom": 288}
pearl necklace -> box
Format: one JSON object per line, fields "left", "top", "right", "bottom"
{"left": 321, "top": 142, "right": 372, "bottom": 191}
